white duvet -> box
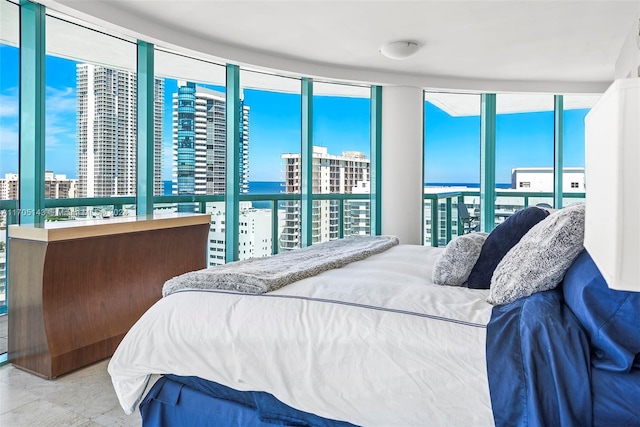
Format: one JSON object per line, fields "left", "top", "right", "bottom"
{"left": 108, "top": 244, "right": 495, "bottom": 426}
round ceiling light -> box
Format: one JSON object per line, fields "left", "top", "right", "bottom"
{"left": 380, "top": 41, "right": 420, "bottom": 60}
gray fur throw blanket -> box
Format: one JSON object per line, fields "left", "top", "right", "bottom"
{"left": 163, "top": 235, "right": 400, "bottom": 296}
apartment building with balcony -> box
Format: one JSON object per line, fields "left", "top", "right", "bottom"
{"left": 0, "top": 172, "right": 78, "bottom": 225}
{"left": 43, "top": 171, "right": 78, "bottom": 199}
{"left": 347, "top": 181, "right": 371, "bottom": 236}
{"left": 0, "top": 174, "right": 19, "bottom": 201}
{"left": 280, "top": 146, "right": 370, "bottom": 250}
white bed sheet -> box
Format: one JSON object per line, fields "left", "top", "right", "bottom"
{"left": 108, "top": 244, "right": 495, "bottom": 426}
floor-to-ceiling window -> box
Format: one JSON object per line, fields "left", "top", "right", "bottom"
{"left": 312, "top": 82, "right": 371, "bottom": 243}
{"left": 45, "top": 13, "right": 138, "bottom": 218}
{"left": 155, "top": 48, "right": 227, "bottom": 266}
{"left": 0, "top": 0, "right": 20, "bottom": 352}
{"left": 424, "top": 92, "right": 481, "bottom": 245}
{"left": 495, "top": 93, "right": 555, "bottom": 224}
{"left": 240, "top": 69, "right": 301, "bottom": 254}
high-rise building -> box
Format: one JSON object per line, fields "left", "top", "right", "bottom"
{"left": 172, "top": 82, "right": 251, "bottom": 265}
{"left": 280, "top": 146, "right": 370, "bottom": 251}
{"left": 44, "top": 171, "right": 79, "bottom": 199}
{"left": 77, "top": 64, "right": 164, "bottom": 197}
{"left": 172, "top": 82, "right": 250, "bottom": 212}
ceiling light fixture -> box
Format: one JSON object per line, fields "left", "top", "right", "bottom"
{"left": 380, "top": 41, "right": 420, "bottom": 60}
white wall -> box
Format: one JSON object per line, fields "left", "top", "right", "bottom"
{"left": 615, "top": 17, "right": 640, "bottom": 79}
{"left": 381, "top": 86, "right": 424, "bottom": 245}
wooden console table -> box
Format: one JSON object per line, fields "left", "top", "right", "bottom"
{"left": 8, "top": 213, "right": 211, "bottom": 378}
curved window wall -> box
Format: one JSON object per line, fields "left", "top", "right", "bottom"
{"left": 0, "top": 0, "right": 599, "bottom": 358}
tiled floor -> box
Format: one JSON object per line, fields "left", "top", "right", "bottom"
{"left": 0, "top": 358, "right": 150, "bottom": 426}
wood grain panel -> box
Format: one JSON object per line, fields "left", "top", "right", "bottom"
{"left": 8, "top": 240, "right": 50, "bottom": 378}
{"left": 8, "top": 221, "right": 209, "bottom": 378}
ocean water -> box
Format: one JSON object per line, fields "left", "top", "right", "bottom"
{"left": 249, "top": 181, "right": 284, "bottom": 194}
{"left": 161, "top": 181, "right": 510, "bottom": 207}
{"left": 162, "top": 180, "right": 284, "bottom": 209}
{"left": 248, "top": 181, "right": 285, "bottom": 209}
{"left": 163, "top": 180, "right": 285, "bottom": 196}
{"left": 163, "top": 180, "right": 173, "bottom": 195}
{"left": 425, "top": 182, "right": 511, "bottom": 189}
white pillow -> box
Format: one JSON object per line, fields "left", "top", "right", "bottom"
{"left": 487, "top": 203, "right": 585, "bottom": 305}
{"left": 432, "top": 232, "right": 488, "bottom": 287}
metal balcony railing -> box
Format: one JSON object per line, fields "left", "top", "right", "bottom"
{"left": 0, "top": 190, "right": 585, "bottom": 316}
{"left": 423, "top": 190, "right": 586, "bottom": 247}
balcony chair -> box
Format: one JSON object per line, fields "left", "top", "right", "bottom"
{"left": 457, "top": 202, "right": 480, "bottom": 234}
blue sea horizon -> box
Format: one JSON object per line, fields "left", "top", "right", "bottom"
{"left": 162, "top": 180, "right": 511, "bottom": 197}
{"left": 162, "top": 180, "right": 511, "bottom": 209}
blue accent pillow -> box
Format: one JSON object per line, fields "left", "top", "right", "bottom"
{"left": 467, "top": 207, "right": 549, "bottom": 289}
{"left": 563, "top": 250, "right": 640, "bottom": 373}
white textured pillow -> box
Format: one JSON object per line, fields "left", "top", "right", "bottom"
{"left": 433, "top": 232, "right": 489, "bottom": 286}
{"left": 487, "top": 203, "right": 585, "bottom": 305}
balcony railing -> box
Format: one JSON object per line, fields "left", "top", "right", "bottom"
{"left": 424, "top": 190, "right": 586, "bottom": 247}
{"left": 0, "top": 190, "right": 585, "bottom": 316}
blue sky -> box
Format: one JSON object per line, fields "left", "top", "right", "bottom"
{"left": 0, "top": 44, "right": 589, "bottom": 185}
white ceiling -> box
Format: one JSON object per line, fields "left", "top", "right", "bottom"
{"left": 22, "top": 0, "right": 640, "bottom": 97}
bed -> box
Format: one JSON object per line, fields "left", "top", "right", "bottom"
{"left": 108, "top": 205, "right": 640, "bottom": 426}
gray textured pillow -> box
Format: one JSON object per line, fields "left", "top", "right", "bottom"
{"left": 487, "top": 203, "right": 585, "bottom": 305}
{"left": 433, "top": 232, "right": 489, "bottom": 286}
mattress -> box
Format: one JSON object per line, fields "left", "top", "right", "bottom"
{"left": 108, "top": 244, "right": 495, "bottom": 426}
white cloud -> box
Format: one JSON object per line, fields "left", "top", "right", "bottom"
{"left": 46, "top": 86, "right": 76, "bottom": 114}
{"left": 0, "top": 88, "right": 19, "bottom": 160}
{"left": 0, "top": 127, "right": 18, "bottom": 152}
{"left": 0, "top": 91, "right": 18, "bottom": 118}
{"left": 0, "top": 86, "right": 77, "bottom": 152}
{"left": 45, "top": 86, "right": 77, "bottom": 149}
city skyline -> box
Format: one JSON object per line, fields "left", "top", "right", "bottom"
{"left": 1, "top": 45, "right": 591, "bottom": 187}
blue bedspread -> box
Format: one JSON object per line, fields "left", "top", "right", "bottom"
{"left": 486, "top": 289, "right": 593, "bottom": 426}
{"left": 486, "top": 286, "right": 640, "bottom": 426}
{"left": 140, "top": 375, "right": 358, "bottom": 427}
